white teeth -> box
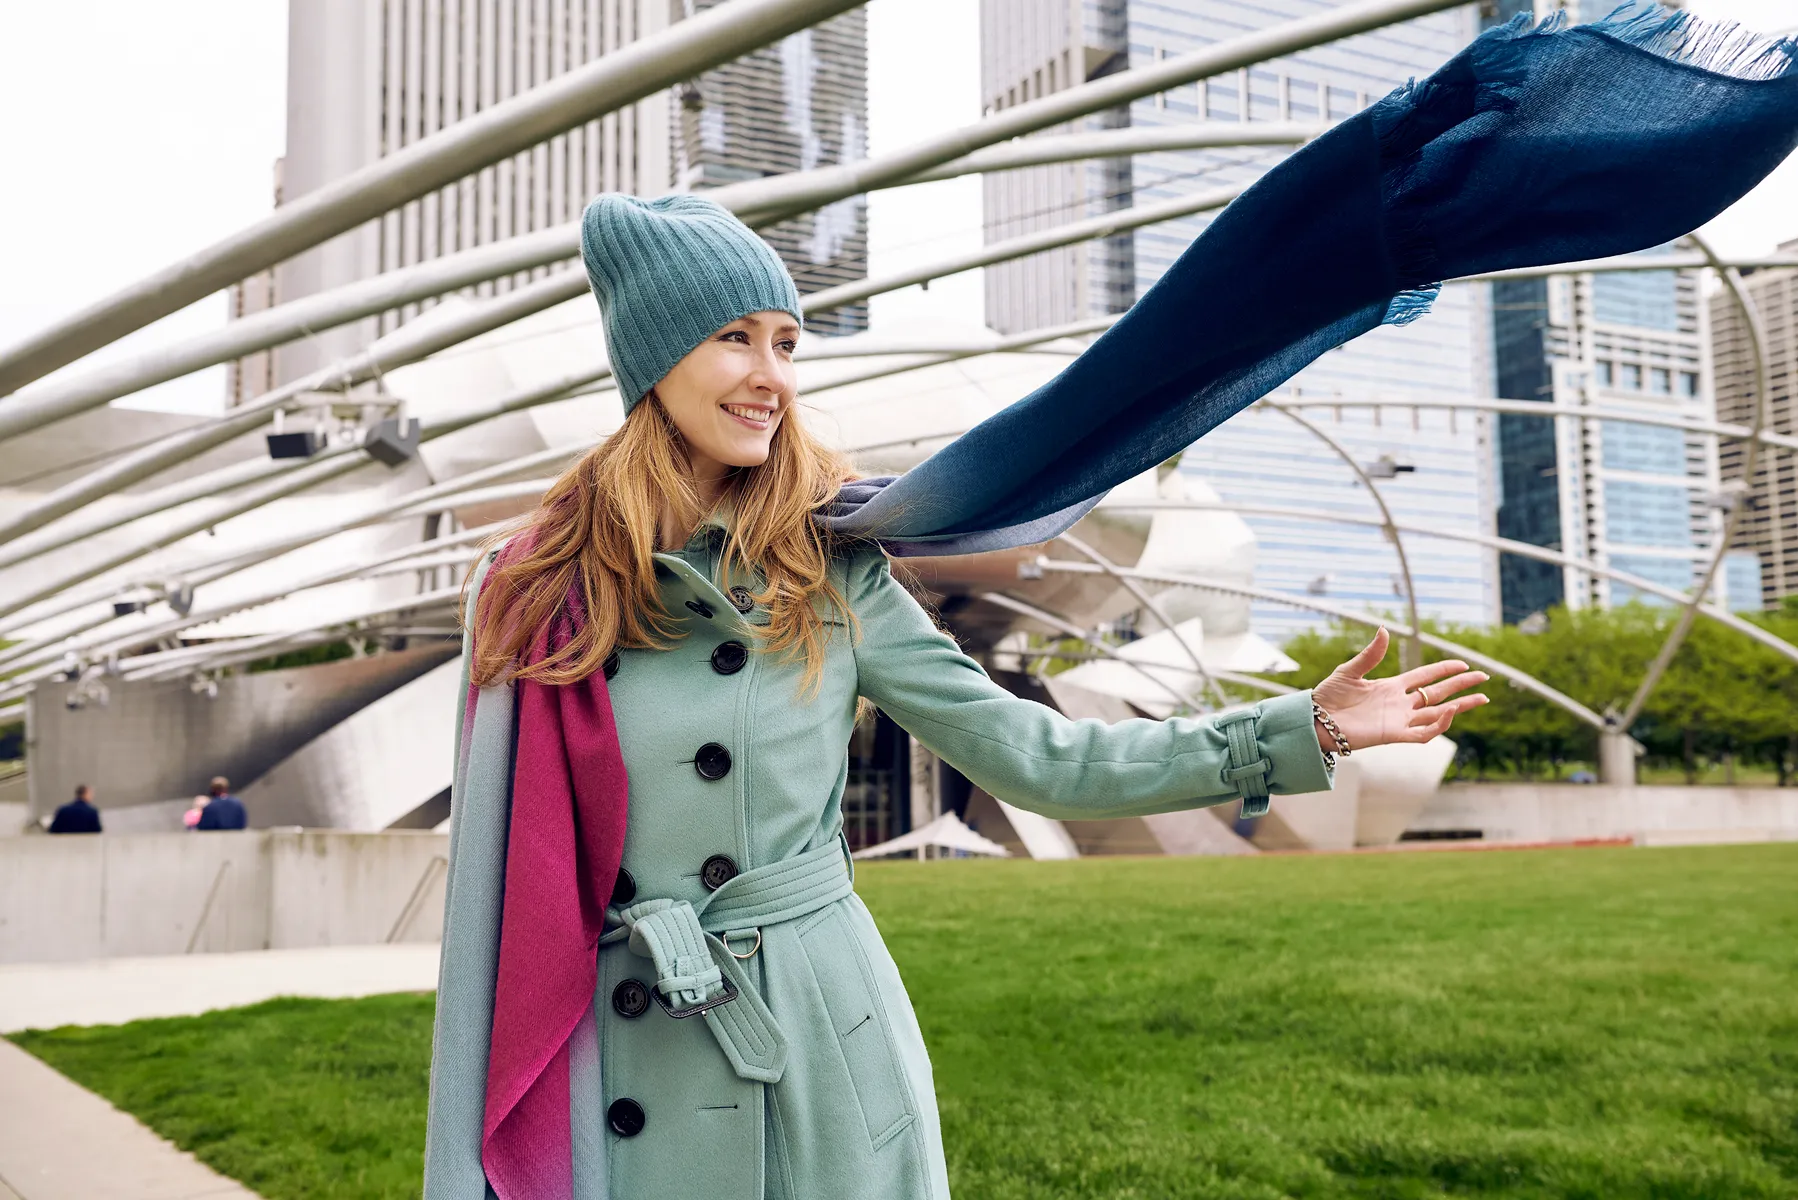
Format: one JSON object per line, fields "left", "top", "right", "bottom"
{"left": 724, "top": 405, "right": 770, "bottom": 424}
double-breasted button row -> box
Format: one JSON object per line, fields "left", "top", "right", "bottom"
{"left": 608, "top": 1097, "right": 646, "bottom": 1137}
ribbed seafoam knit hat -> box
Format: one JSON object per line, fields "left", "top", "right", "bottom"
{"left": 580, "top": 193, "right": 803, "bottom": 414}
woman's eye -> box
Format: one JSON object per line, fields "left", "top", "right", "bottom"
{"left": 777, "top": 339, "right": 797, "bottom": 354}
{"left": 721, "top": 330, "right": 749, "bottom": 344}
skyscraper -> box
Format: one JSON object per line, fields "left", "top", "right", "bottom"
{"left": 678, "top": 1, "right": 868, "bottom": 335}
{"left": 1490, "top": 263, "right": 1732, "bottom": 621}
{"left": 1712, "top": 238, "right": 1798, "bottom": 609}
{"left": 230, "top": 0, "right": 866, "bottom": 400}
{"left": 1478, "top": 0, "right": 1746, "bottom": 622}
{"left": 978, "top": 0, "right": 1497, "bottom": 640}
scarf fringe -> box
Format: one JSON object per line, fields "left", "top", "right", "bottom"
{"left": 1382, "top": 285, "right": 1440, "bottom": 327}
{"left": 1373, "top": 2, "right": 1794, "bottom": 329}
{"left": 1553, "top": 3, "right": 1797, "bottom": 84}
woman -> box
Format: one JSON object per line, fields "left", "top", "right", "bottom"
{"left": 428, "top": 13, "right": 1797, "bottom": 1193}
{"left": 424, "top": 194, "right": 1486, "bottom": 1200}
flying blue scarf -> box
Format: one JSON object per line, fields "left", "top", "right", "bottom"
{"left": 460, "top": 8, "right": 1798, "bottom": 1198}
{"left": 823, "top": 7, "right": 1798, "bottom": 555}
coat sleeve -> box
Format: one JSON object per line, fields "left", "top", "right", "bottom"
{"left": 845, "top": 546, "right": 1333, "bottom": 820}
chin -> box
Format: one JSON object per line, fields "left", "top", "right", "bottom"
{"left": 710, "top": 439, "right": 774, "bottom": 469}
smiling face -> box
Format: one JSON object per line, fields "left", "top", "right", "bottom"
{"left": 650, "top": 310, "right": 800, "bottom": 478}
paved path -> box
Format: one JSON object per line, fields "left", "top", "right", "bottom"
{"left": 0, "top": 1037, "right": 261, "bottom": 1199}
{"left": 0, "top": 944, "right": 441, "bottom": 1199}
{"left": 0, "top": 943, "right": 440, "bottom": 1034}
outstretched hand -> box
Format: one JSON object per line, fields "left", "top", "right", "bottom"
{"left": 1311, "top": 628, "right": 1489, "bottom": 751}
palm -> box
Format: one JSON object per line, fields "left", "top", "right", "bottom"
{"left": 1312, "top": 628, "right": 1489, "bottom": 750}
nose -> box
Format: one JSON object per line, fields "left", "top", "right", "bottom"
{"left": 744, "top": 342, "right": 789, "bottom": 398}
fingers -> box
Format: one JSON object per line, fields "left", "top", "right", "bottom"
{"left": 1409, "top": 670, "right": 1488, "bottom": 708}
{"left": 1396, "top": 656, "right": 1473, "bottom": 690}
{"left": 1406, "top": 693, "right": 1488, "bottom": 736}
{"left": 1340, "top": 627, "right": 1390, "bottom": 680}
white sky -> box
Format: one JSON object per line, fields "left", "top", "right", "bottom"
{"left": 0, "top": 0, "right": 1791, "bottom": 417}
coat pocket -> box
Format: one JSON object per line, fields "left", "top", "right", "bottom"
{"left": 796, "top": 905, "right": 915, "bottom": 1150}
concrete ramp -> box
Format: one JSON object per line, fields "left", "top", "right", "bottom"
{"left": 241, "top": 658, "right": 463, "bottom": 830}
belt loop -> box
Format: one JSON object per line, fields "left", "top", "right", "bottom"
{"left": 1216, "top": 708, "right": 1272, "bottom": 819}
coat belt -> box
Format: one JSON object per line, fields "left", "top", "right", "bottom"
{"left": 602, "top": 839, "right": 854, "bottom": 1085}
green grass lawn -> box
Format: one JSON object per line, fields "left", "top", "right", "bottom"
{"left": 11, "top": 844, "right": 1798, "bottom": 1198}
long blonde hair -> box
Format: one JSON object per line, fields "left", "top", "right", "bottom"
{"left": 466, "top": 396, "right": 862, "bottom": 699}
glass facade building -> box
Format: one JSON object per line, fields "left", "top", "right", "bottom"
{"left": 980, "top": 0, "right": 1496, "bottom": 639}
{"left": 1489, "top": 260, "right": 1722, "bottom": 621}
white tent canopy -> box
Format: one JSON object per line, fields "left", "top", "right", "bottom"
{"left": 852, "top": 812, "right": 1011, "bottom": 860}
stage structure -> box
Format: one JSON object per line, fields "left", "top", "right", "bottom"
{"left": 0, "top": 0, "right": 1791, "bottom": 857}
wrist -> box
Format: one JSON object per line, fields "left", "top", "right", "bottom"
{"left": 1311, "top": 699, "right": 1352, "bottom": 763}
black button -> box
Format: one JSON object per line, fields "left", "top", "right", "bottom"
{"left": 729, "top": 586, "right": 755, "bottom": 614}
{"left": 603, "top": 650, "right": 620, "bottom": 680}
{"left": 711, "top": 641, "right": 748, "bottom": 675}
{"left": 611, "top": 868, "right": 636, "bottom": 907}
{"left": 701, "top": 854, "right": 739, "bottom": 891}
{"left": 608, "top": 1098, "right": 646, "bottom": 1137}
{"left": 612, "top": 979, "right": 651, "bottom": 1019}
{"left": 694, "top": 743, "right": 732, "bottom": 781}
{"left": 685, "top": 599, "right": 714, "bottom": 620}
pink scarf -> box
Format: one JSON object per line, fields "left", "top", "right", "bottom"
{"left": 478, "top": 567, "right": 629, "bottom": 1200}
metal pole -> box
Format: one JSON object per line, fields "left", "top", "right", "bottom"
{"left": 0, "top": 0, "right": 869, "bottom": 397}
{"left": 727, "top": 0, "right": 1468, "bottom": 225}
{"left": 1040, "top": 559, "right": 1607, "bottom": 728}
{"left": 1272, "top": 393, "right": 1798, "bottom": 455}
{"left": 1467, "top": 252, "right": 1798, "bottom": 282}
{"left": 1057, "top": 530, "right": 1228, "bottom": 708}
{"left": 0, "top": 0, "right": 1461, "bottom": 429}
{"left": 974, "top": 591, "right": 1213, "bottom": 715}
{"left": 0, "top": 271, "right": 590, "bottom": 543}
{"left": 1092, "top": 497, "right": 1798, "bottom": 667}
{"left": 801, "top": 186, "right": 1241, "bottom": 313}
{"left": 1618, "top": 236, "right": 1772, "bottom": 730}
{"left": 3, "top": 126, "right": 1319, "bottom": 425}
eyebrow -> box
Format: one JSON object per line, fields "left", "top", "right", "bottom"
{"left": 735, "top": 314, "right": 801, "bottom": 337}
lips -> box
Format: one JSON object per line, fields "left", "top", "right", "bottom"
{"left": 722, "top": 403, "right": 774, "bottom": 429}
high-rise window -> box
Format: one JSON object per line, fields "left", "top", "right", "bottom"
{"left": 1605, "top": 481, "right": 1692, "bottom": 547}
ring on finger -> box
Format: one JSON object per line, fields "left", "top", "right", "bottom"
{"left": 1418, "top": 685, "right": 1434, "bottom": 706}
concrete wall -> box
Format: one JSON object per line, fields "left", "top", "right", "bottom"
{"left": 1414, "top": 784, "right": 1798, "bottom": 845}
{"left": 26, "top": 645, "right": 455, "bottom": 821}
{"left": 241, "top": 659, "right": 461, "bottom": 830}
{"left": 0, "top": 830, "right": 448, "bottom": 965}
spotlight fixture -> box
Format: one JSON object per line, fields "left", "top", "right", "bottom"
{"left": 1363, "top": 455, "right": 1417, "bottom": 479}
{"left": 363, "top": 416, "right": 422, "bottom": 467}
{"left": 267, "top": 428, "right": 326, "bottom": 459}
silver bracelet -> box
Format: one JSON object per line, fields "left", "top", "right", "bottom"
{"left": 1312, "top": 700, "right": 1351, "bottom": 767}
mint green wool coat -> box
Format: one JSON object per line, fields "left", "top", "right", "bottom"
{"left": 424, "top": 515, "right": 1333, "bottom": 1199}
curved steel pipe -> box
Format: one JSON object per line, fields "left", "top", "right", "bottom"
{"left": 0, "top": 0, "right": 868, "bottom": 397}
{"left": 0, "top": 0, "right": 1462, "bottom": 433}
{"left": 1263, "top": 404, "right": 1422, "bottom": 670}
{"left": 1094, "top": 497, "right": 1798, "bottom": 666}
{"left": 1057, "top": 530, "right": 1226, "bottom": 708}
{"left": 1618, "top": 237, "right": 1772, "bottom": 728}
{"left": 974, "top": 591, "right": 1211, "bottom": 715}
{"left": 1039, "top": 559, "right": 1606, "bottom": 728}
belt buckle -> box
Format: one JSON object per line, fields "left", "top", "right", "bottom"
{"left": 654, "top": 977, "right": 738, "bottom": 1019}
